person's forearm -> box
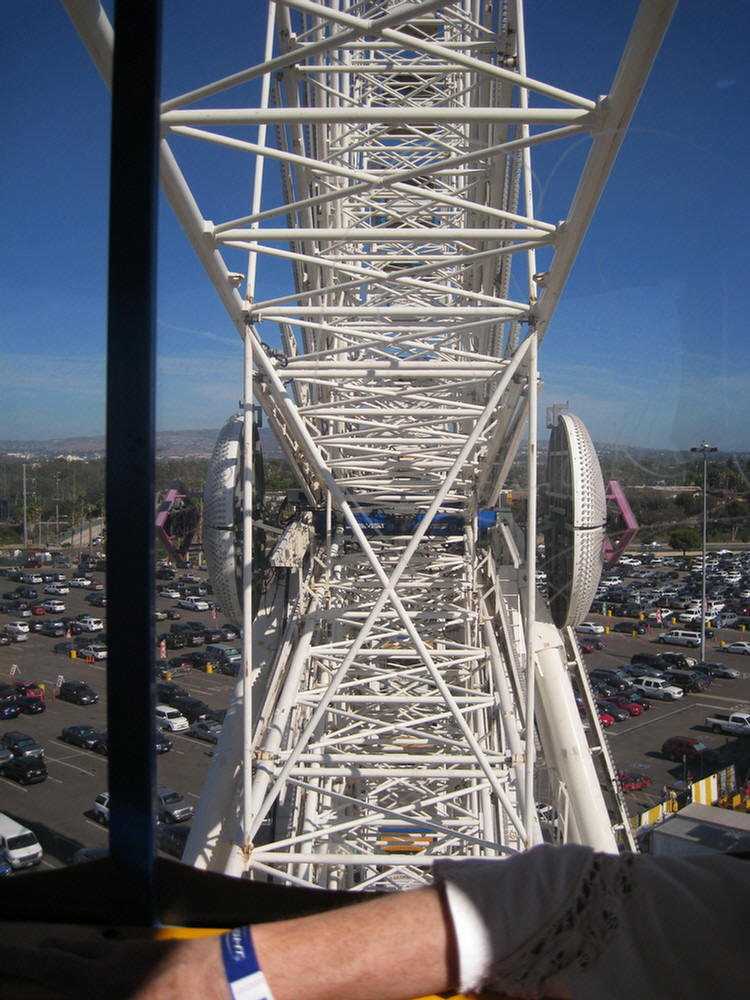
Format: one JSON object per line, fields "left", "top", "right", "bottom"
{"left": 251, "top": 886, "right": 454, "bottom": 1000}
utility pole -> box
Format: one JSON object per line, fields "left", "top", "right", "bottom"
{"left": 22, "top": 463, "right": 28, "bottom": 548}
{"left": 690, "top": 441, "right": 718, "bottom": 662}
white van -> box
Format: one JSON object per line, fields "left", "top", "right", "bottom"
{"left": 0, "top": 812, "right": 43, "bottom": 870}
{"left": 155, "top": 704, "right": 189, "bottom": 732}
{"left": 657, "top": 628, "right": 701, "bottom": 648}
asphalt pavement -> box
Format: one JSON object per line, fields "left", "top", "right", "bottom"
{"left": 1, "top": 572, "right": 750, "bottom": 870}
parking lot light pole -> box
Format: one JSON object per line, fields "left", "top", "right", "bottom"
{"left": 691, "top": 441, "right": 717, "bottom": 663}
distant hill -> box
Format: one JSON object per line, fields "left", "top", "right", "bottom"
{"left": 0, "top": 427, "right": 284, "bottom": 461}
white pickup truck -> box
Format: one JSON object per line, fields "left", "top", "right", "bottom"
{"left": 705, "top": 711, "right": 750, "bottom": 736}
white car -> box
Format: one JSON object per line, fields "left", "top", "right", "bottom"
{"left": 41, "top": 599, "right": 66, "bottom": 613}
{"left": 156, "top": 704, "right": 189, "bottom": 732}
{"left": 631, "top": 676, "right": 684, "bottom": 701}
{"left": 159, "top": 587, "right": 180, "bottom": 599}
{"left": 724, "top": 641, "right": 750, "bottom": 655}
{"left": 5, "top": 620, "right": 30, "bottom": 636}
{"left": 77, "top": 616, "right": 104, "bottom": 632}
{"left": 44, "top": 582, "right": 69, "bottom": 595}
{"left": 176, "top": 596, "right": 210, "bottom": 612}
{"left": 78, "top": 643, "right": 107, "bottom": 661}
{"left": 69, "top": 577, "right": 92, "bottom": 588}
{"left": 575, "top": 621, "right": 605, "bottom": 635}
{"left": 93, "top": 792, "right": 110, "bottom": 824}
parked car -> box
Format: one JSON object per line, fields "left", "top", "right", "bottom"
{"left": 169, "top": 695, "right": 210, "bottom": 723}
{"left": 39, "top": 620, "right": 66, "bottom": 637}
{"left": 662, "top": 668, "right": 709, "bottom": 694}
{"left": 75, "top": 615, "right": 104, "bottom": 632}
{"left": 723, "top": 641, "right": 750, "bottom": 655}
{"left": 575, "top": 621, "right": 605, "bottom": 635}
{"left": 157, "top": 824, "right": 190, "bottom": 859}
{"left": 4, "top": 622, "right": 29, "bottom": 641}
{"left": 595, "top": 700, "right": 629, "bottom": 722}
{"left": 60, "top": 724, "right": 108, "bottom": 752}
{"left": 617, "top": 771, "right": 653, "bottom": 792}
{"left": 93, "top": 792, "right": 110, "bottom": 824}
{"left": 41, "top": 599, "right": 66, "bottom": 613}
{"left": 189, "top": 719, "right": 223, "bottom": 744}
{"left": 77, "top": 643, "right": 108, "bottom": 661}
{"left": 612, "top": 620, "right": 648, "bottom": 634}
{"left": 158, "top": 631, "right": 186, "bottom": 650}
{"left": 0, "top": 748, "right": 46, "bottom": 782}
{"left": 604, "top": 694, "right": 644, "bottom": 716}
{"left": 156, "top": 787, "right": 194, "bottom": 824}
{"left": 0, "top": 812, "right": 43, "bottom": 868}
{"left": 154, "top": 730, "right": 173, "bottom": 754}
{"left": 155, "top": 682, "right": 189, "bottom": 703}
{"left": 155, "top": 704, "right": 189, "bottom": 733}
{"left": 13, "top": 682, "right": 45, "bottom": 705}
{"left": 58, "top": 681, "right": 99, "bottom": 705}
{"left": 54, "top": 640, "right": 78, "bottom": 655}
{"left": 631, "top": 676, "right": 684, "bottom": 701}
{"left": 695, "top": 660, "right": 739, "bottom": 679}
{"left": 1, "top": 731, "right": 44, "bottom": 759}
{"left": 588, "top": 668, "right": 633, "bottom": 692}
{"left": 17, "top": 694, "right": 46, "bottom": 715}
{"left": 175, "top": 595, "right": 210, "bottom": 612}
{"left": 661, "top": 736, "right": 720, "bottom": 769}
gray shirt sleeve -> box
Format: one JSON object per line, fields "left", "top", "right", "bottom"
{"left": 433, "top": 844, "right": 748, "bottom": 999}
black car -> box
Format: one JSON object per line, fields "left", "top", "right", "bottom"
{"left": 0, "top": 754, "right": 47, "bottom": 784}
{"left": 156, "top": 681, "right": 190, "bottom": 704}
{"left": 17, "top": 695, "right": 46, "bottom": 715}
{"left": 1, "top": 731, "right": 45, "bottom": 759}
{"left": 58, "top": 681, "right": 99, "bottom": 705}
{"left": 154, "top": 730, "right": 172, "bottom": 754}
{"left": 39, "top": 620, "right": 66, "bottom": 637}
{"left": 54, "top": 640, "right": 78, "bottom": 655}
{"left": 157, "top": 824, "right": 190, "bottom": 859}
{"left": 595, "top": 699, "right": 630, "bottom": 722}
{"left": 629, "top": 652, "right": 667, "bottom": 672}
{"left": 169, "top": 695, "right": 210, "bottom": 723}
{"left": 662, "top": 668, "right": 709, "bottom": 693}
{"left": 612, "top": 620, "right": 648, "bottom": 634}
{"left": 588, "top": 668, "right": 633, "bottom": 692}
{"left": 60, "top": 724, "right": 108, "bottom": 752}
{"left": 0, "top": 686, "right": 21, "bottom": 721}
{"left": 169, "top": 624, "right": 203, "bottom": 646}
{"left": 157, "top": 632, "right": 186, "bottom": 650}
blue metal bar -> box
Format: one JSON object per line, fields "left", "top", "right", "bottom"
{"left": 105, "top": 0, "right": 162, "bottom": 926}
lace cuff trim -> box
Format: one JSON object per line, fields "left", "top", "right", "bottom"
{"left": 482, "top": 853, "right": 636, "bottom": 997}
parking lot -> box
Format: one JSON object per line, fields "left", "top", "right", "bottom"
{"left": 2, "top": 559, "right": 750, "bottom": 871}
{"left": 574, "top": 625, "right": 750, "bottom": 814}
{"left": 0, "top": 567, "right": 238, "bottom": 870}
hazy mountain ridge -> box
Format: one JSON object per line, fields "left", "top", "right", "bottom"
{"left": 1, "top": 432, "right": 741, "bottom": 465}
{"left": 0, "top": 427, "right": 284, "bottom": 461}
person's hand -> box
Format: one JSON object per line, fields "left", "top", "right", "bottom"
{"left": 1, "top": 929, "right": 228, "bottom": 1000}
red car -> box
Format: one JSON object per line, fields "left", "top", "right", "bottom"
{"left": 13, "top": 680, "right": 45, "bottom": 701}
{"left": 618, "top": 771, "right": 653, "bottom": 792}
{"left": 606, "top": 694, "right": 643, "bottom": 716}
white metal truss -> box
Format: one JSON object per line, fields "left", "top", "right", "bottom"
{"left": 66, "top": 0, "right": 677, "bottom": 886}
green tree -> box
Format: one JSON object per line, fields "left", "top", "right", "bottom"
{"left": 669, "top": 527, "right": 701, "bottom": 555}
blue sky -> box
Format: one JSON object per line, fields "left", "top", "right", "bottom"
{"left": 2, "top": 1, "right": 748, "bottom": 453}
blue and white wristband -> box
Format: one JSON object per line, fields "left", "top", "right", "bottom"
{"left": 221, "top": 926, "right": 275, "bottom": 1000}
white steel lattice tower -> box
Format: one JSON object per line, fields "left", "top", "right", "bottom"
{"left": 67, "top": 0, "right": 677, "bottom": 889}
